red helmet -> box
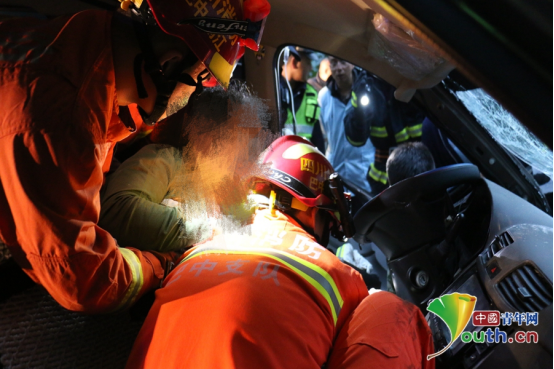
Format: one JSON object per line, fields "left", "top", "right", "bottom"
{"left": 256, "top": 135, "right": 335, "bottom": 209}
{"left": 254, "top": 135, "right": 356, "bottom": 243}
{"left": 136, "top": 0, "right": 270, "bottom": 88}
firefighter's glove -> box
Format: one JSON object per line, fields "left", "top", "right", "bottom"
{"left": 148, "top": 250, "right": 181, "bottom": 287}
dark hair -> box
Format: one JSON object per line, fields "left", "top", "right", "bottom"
{"left": 386, "top": 142, "right": 436, "bottom": 185}
{"left": 151, "top": 81, "right": 277, "bottom": 149}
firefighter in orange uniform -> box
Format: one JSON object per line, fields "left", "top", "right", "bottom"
{"left": 126, "top": 135, "right": 435, "bottom": 369}
{"left": 0, "top": 0, "right": 270, "bottom": 313}
{"left": 126, "top": 135, "right": 368, "bottom": 368}
{"left": 327, "top": 289, "right": 436, "bottom": 369}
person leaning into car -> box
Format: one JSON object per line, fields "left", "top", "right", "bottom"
{"left": 0, "top": 0, "right": 270, "bottom": 313}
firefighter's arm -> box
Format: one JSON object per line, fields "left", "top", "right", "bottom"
{"left": 343, "top": 76, "right": 374, "bottom": 147}
{"left": 344, "top": 74, "right": 390, "bottom": 147}
{"left": 100, "top": 145, "right": 212, "bottom": 252}
{"left": 4, "top": 129, "right": 175, "bottom": 313}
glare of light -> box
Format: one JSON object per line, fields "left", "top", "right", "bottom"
{"left": 360, "top": 95, "right": 370, "bottom": 106}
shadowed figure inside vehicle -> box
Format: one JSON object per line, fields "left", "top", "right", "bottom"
{"left": 386, "top": 141, "right": 436, "bottom": 186}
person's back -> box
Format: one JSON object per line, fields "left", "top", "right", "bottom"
{"left": 127, "top": 209, "right": 367, "bottom": 368}
{"left": 126, "top": 135, "right": 369, "bottom": 368}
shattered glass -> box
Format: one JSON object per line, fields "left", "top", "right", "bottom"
{"left": 455, "top": 88, "right": 553, "bottom": 180}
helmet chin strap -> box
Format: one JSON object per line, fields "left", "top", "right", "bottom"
{"left": 132, "top": 20, "right": 206, "bottom": 125}
{"left": 314, "top": 209, "right": 332, "bottom": 247}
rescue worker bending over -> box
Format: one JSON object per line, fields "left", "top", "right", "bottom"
{"left": 0, "top": 0, "right": 270, "bottom": 313}
{"left": 343, "top": 71, "right": 425, "bottom": 194}
{"left": 126, "top": 135, "right": 368, "bottom": 368}
{"left": 99, "top": 84, "right": 273, "bottom": 253}
{"left": 280, "top": 47, "right": 321, "bottom": 144}
{"left": 126, "top": 135, "right": 435, "bottom": 369}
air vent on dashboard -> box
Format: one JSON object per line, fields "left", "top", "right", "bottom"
{"left": 497, "top": 265, "right": 553, "bottom": 311}
{"left": 481, "top": 231, "right": 514, "bottom": 264}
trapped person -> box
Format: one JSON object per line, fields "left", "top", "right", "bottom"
{"left": 0, "top": 0, "right": 270, "bottom": 313}
{"left": 99, "top": 84, "right": 274, "bottom": 253}
{"left": 386, "top": 142, "right": 436, "bottom": 185}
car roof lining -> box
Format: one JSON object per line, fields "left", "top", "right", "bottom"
{"left": 3, "top": 0, "right": 455, "bottom": 99}
{"left": 263, "top": 0, "right": 455, "bottom": 102}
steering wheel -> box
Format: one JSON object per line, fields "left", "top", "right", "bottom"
{"left": 353, "top": 164, "right": 483, "bottom": 260}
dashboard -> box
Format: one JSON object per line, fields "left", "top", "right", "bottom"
{"left": 428, "top": 180, "right": 553, "bottom": 369}
{"left": 353, "top": 169, "right": 553, "bottom": 369}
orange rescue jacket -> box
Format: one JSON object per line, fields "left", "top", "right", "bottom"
{"left": 126, "top": 209, "right": 369, "bottom": 369}
{"left": 0, "top": 10, "right": 166, "bottom": 313}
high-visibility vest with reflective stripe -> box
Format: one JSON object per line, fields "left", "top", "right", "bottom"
{"left": 284, "top": 83, "right": 320, "bottom": 139}
{"left": 370, "top": 126, "right": 388, "bottom": 138}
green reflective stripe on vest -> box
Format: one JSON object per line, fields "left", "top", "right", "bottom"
{"left": 181, "top": 245, "right": 344, "bottom": 325}
{"left": 395, "top": 128, "right": 410, "bottom": 143}
{"left": 285, "top": 84, "right": 320, "bottom": 139}
{"left": 368, "top": 163, "right": 388, "bottom": 185}
{"left": 407, "top": 123, "right": 423, "bottom": 138}
{"left": 115, "top": 247, "right": 145, "bottom": 312}
{"left": 370, "top": 126, "right": 388, "bottom": 138}
{"left": 351, "top": 91, "right": 358, "bottom": 108}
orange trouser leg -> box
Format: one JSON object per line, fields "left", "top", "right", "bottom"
{"left": 327, "top": 291, "right": 435, "bottom": 369}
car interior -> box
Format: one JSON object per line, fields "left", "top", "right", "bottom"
{"left": 0, "top": 1, "right": 552, "bottom": 369}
